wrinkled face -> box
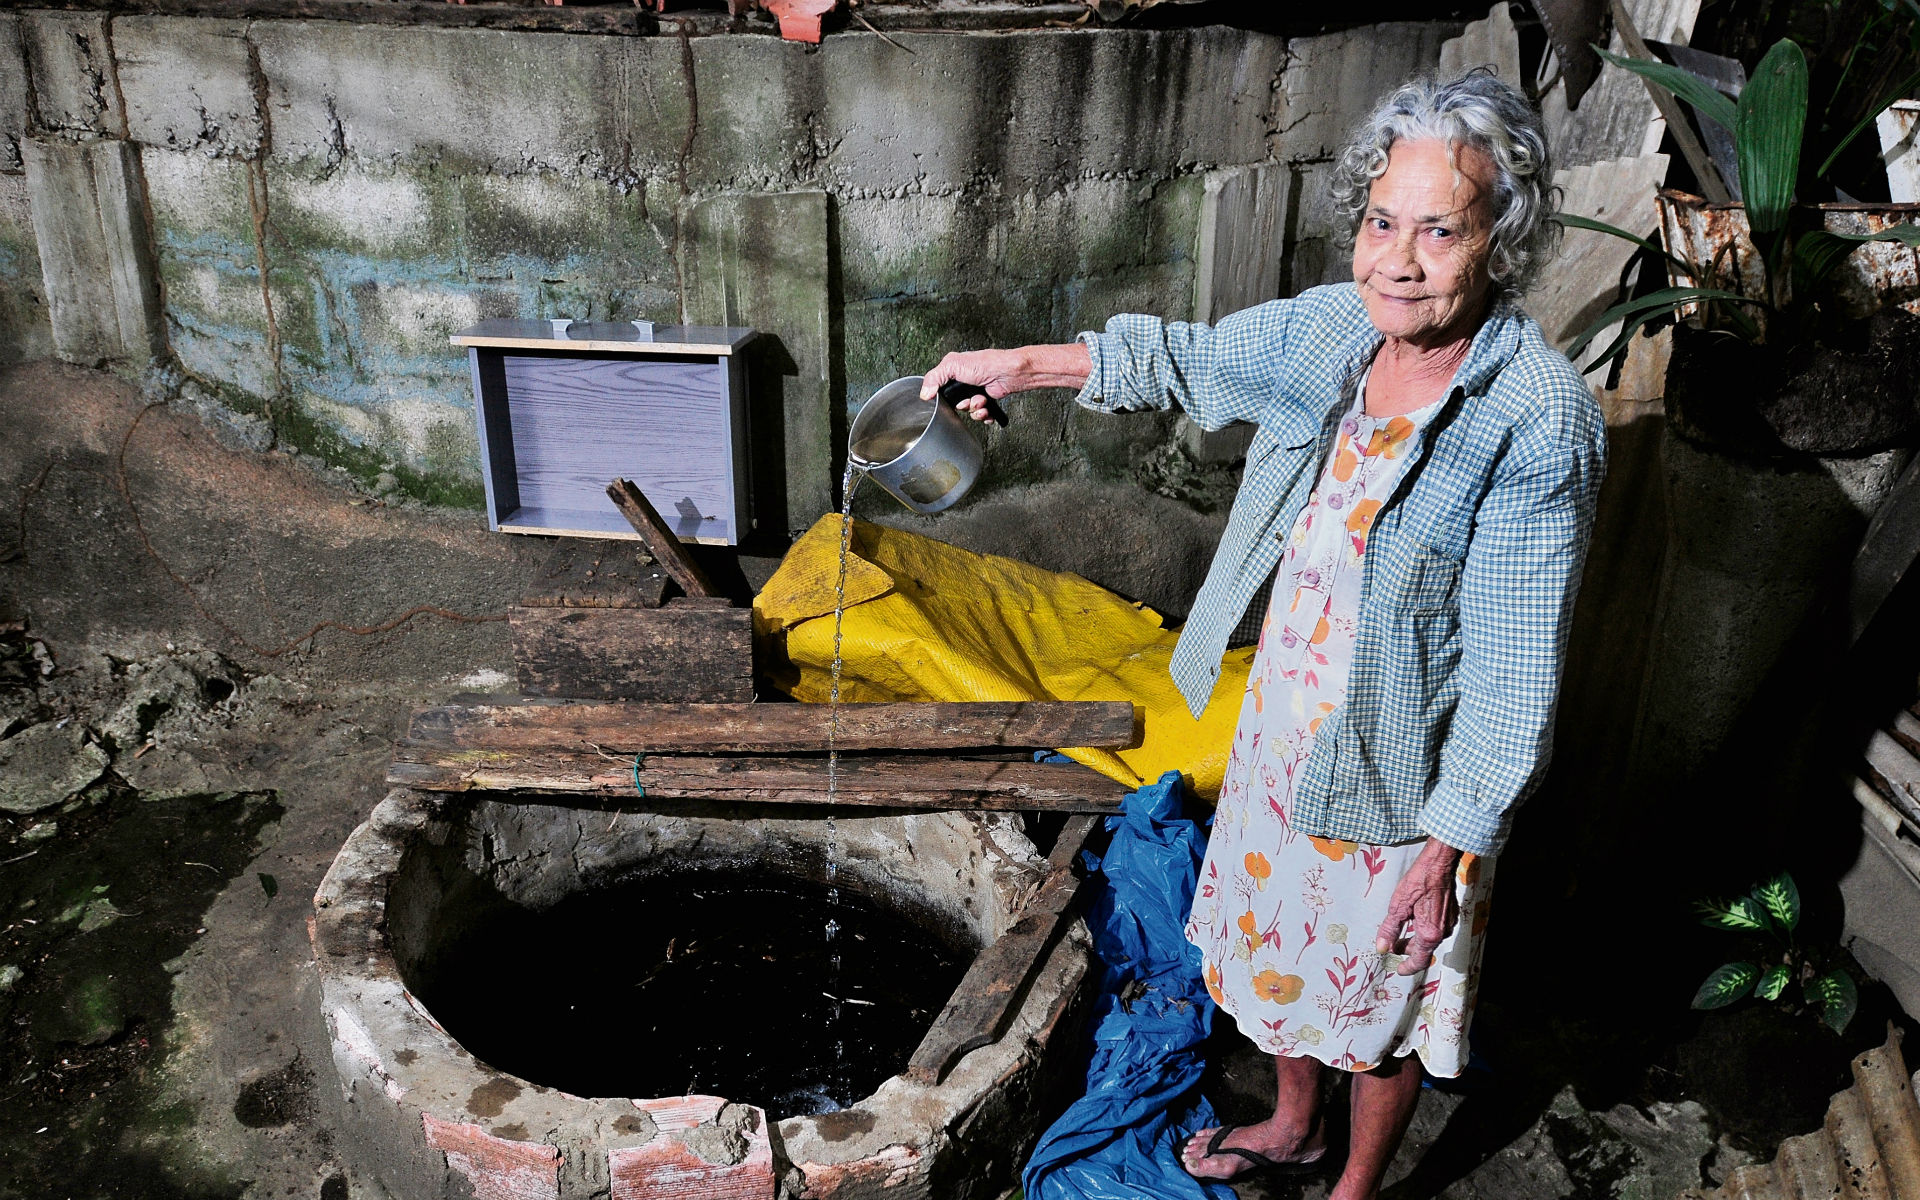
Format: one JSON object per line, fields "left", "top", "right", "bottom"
{"left": 1352, "top": 137, "right": 1499, "bottom": 348}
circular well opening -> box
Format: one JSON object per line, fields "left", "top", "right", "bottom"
{"left": 408, "top": 865, "right": 967, "bottom": 1116}
{"left": 389, "top": 801, "right": 995, "bottom": 1120}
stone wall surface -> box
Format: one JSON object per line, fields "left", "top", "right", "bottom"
{"left": 0, "top": 16, "right": 29, "bottom": 171}
{"left": 0, "top": 172, "right": 52, "bottom": 362}
{"left": 0, "top": 15, "right": 53, "bottom": 359}
{"left": 20, "top": 11, "right": 123, "bottom": 138}
{"left": 2, "top": 11, "right": 1459, "bottom": 586}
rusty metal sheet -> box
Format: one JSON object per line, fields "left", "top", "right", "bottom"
{"left": 1656, "top": 189, "right": 1920, "bottom": 327}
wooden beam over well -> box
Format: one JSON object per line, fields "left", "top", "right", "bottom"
{"left": 386, "top": 743, "right": 1130, "bottom": 811}
{"left": 406, "top": 699, "right": 1141, "bottom": 755}
{"left": 907, "top": 813, "right": 1101, "bottom": 1085}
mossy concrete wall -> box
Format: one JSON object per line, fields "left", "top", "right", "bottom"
{"left": 1, "top": 11, "right": 1456, "bottom": 559}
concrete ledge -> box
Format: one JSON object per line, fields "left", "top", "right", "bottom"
{"left": 310, "top": 788, "right": 1094, "bottom": 1199}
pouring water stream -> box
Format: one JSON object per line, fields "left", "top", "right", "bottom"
{"left": 816, "top": 379, "right": 973, "bottom": 1108}
{"left": 819, "top": 460, "right": 861, "bottom": 1104}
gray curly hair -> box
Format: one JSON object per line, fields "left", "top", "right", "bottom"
{"left": 1329, "top": 69, "right": 1560, "bottom": 296}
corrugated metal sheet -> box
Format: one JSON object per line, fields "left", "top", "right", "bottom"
{"left": 1678, "top": 1026, "right": 1920, "bottom": 1200}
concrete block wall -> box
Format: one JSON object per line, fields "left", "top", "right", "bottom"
{"left": 0, "top": 16, "right": 53, "bottom": 362}
{"left": 0, "top": 11, "right": 1459, "bottom": 555}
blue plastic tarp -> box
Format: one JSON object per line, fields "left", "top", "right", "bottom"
{"left": 1021, "top": 770, "right": 1233, "bottom": 1200}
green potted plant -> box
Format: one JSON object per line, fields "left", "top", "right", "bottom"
{"left": 1568, "top": 38, "right": 1920, "bottom": 458}
{"left": 1560, "top": 34, "right": 1920, "bottom": 845}
{"left": 1692, "top": 871, "right": 1858, "bottom": 1034}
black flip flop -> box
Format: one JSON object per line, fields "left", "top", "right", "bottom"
{"left": 1184, "top": 1122, "right": 1329, "bottom": 1181}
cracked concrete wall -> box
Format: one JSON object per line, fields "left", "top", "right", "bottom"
{"left": 21, "top": 11, "right": 125, "bottom": 139}
{"left": 7, "top": 12, "right": 1457, "bottom": 582}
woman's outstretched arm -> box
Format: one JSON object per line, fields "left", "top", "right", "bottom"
{"left": 919, "top": 342, "right": 1093, "bottom": 417}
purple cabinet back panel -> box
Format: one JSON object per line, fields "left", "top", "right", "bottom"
{"left": 498, "top": 354, "right": 734, "bottom": 541}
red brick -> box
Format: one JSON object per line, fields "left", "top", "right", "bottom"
{"left": 610, "top": 1103, "right": 775, "bottom": 1200}
{"left": 790, "top": 1144, "right": 922, "bottom": 1196}
{"left": 632, "top": 1094, "right": 727, "bottom": 1133}
{"left": 421, "top": 1113, "right": 561, "bottom": 1200}
{"left": 760, "top": 0, "right": 835, "bottom": 42}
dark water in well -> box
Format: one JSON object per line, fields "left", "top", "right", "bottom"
{"left": 417, "top": 869, "right": 968, "bottom": 1118}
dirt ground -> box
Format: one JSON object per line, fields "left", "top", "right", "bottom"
{"left": 0, "top": 359, "right": 548, "bottom": 1198}
{"left": 0, "top": 360, "right": 1902, "bottom": 1199}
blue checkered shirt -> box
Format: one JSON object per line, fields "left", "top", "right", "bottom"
{"left": 1076, "top": 283, "right": 1605, "bottom": 856}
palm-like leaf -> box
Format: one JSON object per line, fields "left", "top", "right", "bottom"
{"left": 1594, "top": 45, "right": 1738, "bottom": 132}
{"left": 1754, "top": 963, "right": 1791, "bottom": 1001}
{"left": 1692, "top": 962, "right": 1761, "bottom": 1009}
{"left": 1559, "top": 214, "right": 1697, "bottom": 275}
{"left": 1793, "top": 225, "right": 1920, "bottom": 299}
{"left": 1696, "top": 894, "right": 1771, "bottom": 932}
{"left": 1804, "top": 969, "right": 1859, "bottom": 1033}
{"left": 1737, "top": 40, "right": 1809, "bottom": 237}
{"left": 1818, "top": 65, "right": 1920, "bottom": 178}
{"left": 1569, "top": 286, "right": 1764, "bottom": 371}
{"left": 1751, "top": 872, "right": 1801, "bottom": 933}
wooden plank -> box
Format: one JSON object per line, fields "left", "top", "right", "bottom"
{"left": 1892, "top": 709, "right": 1920, "bottom": 756}
{"left": 19, "top": 0, "right": 1089, "bottom": 34}
{"left": 385, "top": 746, "right": 1131, "bottom": 811}
{"left": 452, "top": 320, "right": 756, "bottom": 355}
{"left": 520, "top": 537, "right": 670, "bottom": 610}
{"left": 1193, "top": 163, "right": 1288, "bottom": 324}
{"left": 1540, "top": 0, "right": 1698, "bottom": 172}
{"left": 1529, "top": 152, "right": 1672, "bottom": 353}
{"left": 470, "top": 335, "right": 748, "bottom": 354}
{"left": 1436, "top": 1, "right": 1523, "bottom": 88}
{"left": 75, "top": 0, "right": 655, "bottom": 31}
{"left": 510, "top": 602, "right": 752, "bottom": 702}
{"left": 406, "top": 700, "right": 1141, "bottom": 754}
{"left": 607, "top": 478, "right": 720, "bottom": 598}
{"left": 907, "top": 814, "right": 1102, "bottom": 1086}
{"left": 495, "top": 521, "right": 732, "bottom": 548}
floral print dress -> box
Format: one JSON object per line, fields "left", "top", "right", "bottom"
{"left": 1184, "top": 375, "right": 1496, "bottom": 1078}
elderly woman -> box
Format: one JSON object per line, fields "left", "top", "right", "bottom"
{"left": 921, "top": 71, "right": 1604, "bottom": 1195}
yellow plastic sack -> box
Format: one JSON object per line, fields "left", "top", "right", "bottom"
{"left": 754, "top": 515, "right": 1252, "bottom": 801}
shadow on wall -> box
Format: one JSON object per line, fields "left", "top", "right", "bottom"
{"left": 1358, "top": 397, "right": 1920, "bottom": 1196}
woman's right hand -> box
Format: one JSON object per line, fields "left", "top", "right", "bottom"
{"left": 920, "top": 342, "right": 1094, "bottom": 420}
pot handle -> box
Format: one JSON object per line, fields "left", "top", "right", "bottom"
{"left": 937, "top": 379, "right": 1011, "bottom": 428}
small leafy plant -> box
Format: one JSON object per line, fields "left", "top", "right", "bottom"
{"left": 1566, "top": 37, "right": 1920, "bottom": 369}
{"left": 1692, "top": 871, "right": 1858, "bottom": 1033}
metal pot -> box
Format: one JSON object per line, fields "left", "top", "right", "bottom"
{"left": 847, "top": 377, "right": 1004, "bottom": 514}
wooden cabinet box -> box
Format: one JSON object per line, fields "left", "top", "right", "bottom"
{"left": 451, "top": 319, "right": 755, "bottom": 545}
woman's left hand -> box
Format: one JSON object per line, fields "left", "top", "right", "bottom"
{"left": 1375, "top": 836, "right": 1463, "bottom": 975}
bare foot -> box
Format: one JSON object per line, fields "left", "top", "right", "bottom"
{"left": 1181, "top": 1118, "right": 1326, "bottom": 1181}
